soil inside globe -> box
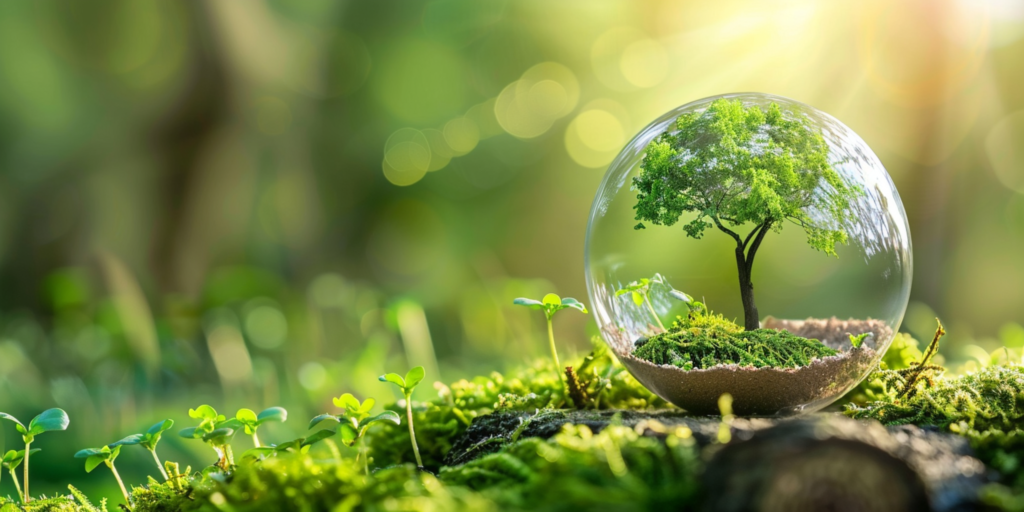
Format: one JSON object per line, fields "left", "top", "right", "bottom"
{"left": 606, "top": 317, "right": 891, "bottom": 416}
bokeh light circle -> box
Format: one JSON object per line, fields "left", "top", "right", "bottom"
{"left": 585, "top": 92, "right": 913, "bottom": 415}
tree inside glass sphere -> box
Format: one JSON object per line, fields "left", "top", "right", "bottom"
{"left": 632, "top": 98, "right": 861, "bottom": 331}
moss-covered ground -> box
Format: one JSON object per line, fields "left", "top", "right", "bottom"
{"left": 631, "top": 303, "right": 838, "bottom": 369}
{"left": 8, "top": 327, "right": 1024, "bottom": 511}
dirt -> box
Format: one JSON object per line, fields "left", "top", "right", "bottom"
{"left": 603, "top": 317, "right": 893, "bottom": 416}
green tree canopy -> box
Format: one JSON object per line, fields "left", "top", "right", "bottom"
{"left": 632, "top": 98, "right": 860, "bottom": 330}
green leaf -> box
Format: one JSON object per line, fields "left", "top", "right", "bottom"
{"left": 379, "top": 373, "right": 406, "bottom": 388}
{"left": 357, "top": 398, "right": 375, "bottom": 415}
{"left": 240, "top": 447, "right": 275, "bottom": 461}
{"left": 257, "top": 407, "right": 287, "bottom": 425}
{"left": 542, "top": 293, "right": 561, "bottom": 306}
{"left": 2, "top": 449, "right": 38, "bottom": 471}
{"left": 236, "top": 408, "right": 258, "bottom": 425}
{"left": 308, "top": 414, "right": 339, "bottom": 430}
{"left": 109, "top": 434, "right": 144, "bottom": 447}
{"left": 405, "top": 366, "right": 425, "bottom": 390}
{"left": 218, "top": 418, "right": 244, "bottom": 430}
{"left": 338, "top": 423, "right": 358, "bottom": 446}
{"left": 631, "top": 291, "right": 644, "bottom": 306}
{"left": 189, "top": 405, "right": 218, "bottom": 420}
{"left": 147, "top": 419, "right": 174, "bottom": 436}
{"left": 75, "top": 446, "right": 109, "bottom": 459}
{"left": 512, "top": 297, "right": 544, "bottom": 309}
{"left": 28, "top": 408, "right": 69, "bottom": 436}
{"left": 302, "top": 429, "right": 337, "bottom": 447}
{"left": 178, "top": 427, "right": 201, "bottom": 439}
{"left": 614, "top": 288, "right": 631, "bottom": 296}
{"left": 84, "top": 455, "right": 106, "bottom": 473}
{"left": 0, "top": 412, "right": 24, "bottom": 430}
{"left": 560, "top": 297, "right": 588, "bottom": 314}
{"left": 363, "top": 410, "right": 401, "bottom": 427}
{"left": 333, "top": 394, "right": 361, "bottom": 411}
{"left": 202, "top": 427, "right": 235, "bottom": 443}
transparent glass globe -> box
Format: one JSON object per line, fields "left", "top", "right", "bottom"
{"left": 585, "top": 93, "right": 912, "bottom": 416}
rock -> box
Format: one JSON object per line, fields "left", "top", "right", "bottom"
{"left": 444, "top": 410, "right": 991, "bottom": 512}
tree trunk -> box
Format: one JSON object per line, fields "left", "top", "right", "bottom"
{"left": 736, "top": 247, "right": 759, "bottom": 330}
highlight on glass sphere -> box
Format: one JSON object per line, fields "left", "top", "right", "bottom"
{"left": 584, "top": 93, "right": 912, "bottom": 416}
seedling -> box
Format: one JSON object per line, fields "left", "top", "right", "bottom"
{"left": 379, "top": 367, "right": 426, "bottom": 467}
{"left": 849, "top": 333, "right": 870, "bottom": 349}
{"left": 240, "top": 430, "right": 337, "bottom": 462}
{"left": 513, "top": 294, "right": 588, "bottom": 374}
{"left": 75, "top": 445, "right": 130, "bottom": 504}
{"left": 1, "top": 449, "right": 40, "bottom": 503}
{"left": 0, "top": 408, "right": 69, "bottom": 503}
{"left": 309, "top": 394, "right": 400, "bottom": 473}
{"left": 178, "top": 405, "right": 242, "bottom": 470}
{"left": 235, "top": 407, "right": 287, "bottom": 448}
{"left": 615, "top": 273, "right": 691, "bottom": 331}
{"left": 110, "top": 419, "right": 174, "bottom": 480}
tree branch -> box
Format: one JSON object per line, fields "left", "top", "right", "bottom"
{"left": 742, "top": 221, "right": 769, "bottom": 250}
{"left": 744, "top": 221, "right": 772, "bottom": 276}
{"left": 711, "top": 215, "right": 742, "bottom": 244}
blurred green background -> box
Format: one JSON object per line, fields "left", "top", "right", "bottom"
{"left": 3, "top": 0, "right": 1024, "bottom": 505}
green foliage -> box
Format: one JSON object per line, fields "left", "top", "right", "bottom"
{"left": 839, "top": 332, "right": 924, "bottom": 407}
{"left": 111, "top": 419, "right": 174, "bottom": 452}
{"left": 379, "top": 367, "right": 426, "bottom": 398}
{"left": 513, "top": 294, "right": 588, "bottom": 320}
{"left": 513, "top": 294, "right": 589, "bottom": 375}
{"left": 123, "top": 423, "right": 702, "bottom": 512}
{"left": 235, "top": 407, "right": 287, "bottom": 436}
{"left": 179, "top": 405, "right": 243, "bottom": 470}
{"left": 367, "top": 342, "right": 666, "bottom": 469}
{"left": 632, "top": 99, "right": 861, "bottom": 329}
{"left": 73, "top": 446, "right": 120, "bottom": 474}
{"left": 381, "top": 367, "right": 428, "bottom": 467}
{"left": 440, "top": 422, "right": 701, "bottom": 510}
{"left": 632, "top": 98, "right": 856, "bottom": 255}
{"left": 849, "top": 333, "right": 869, "bottom": 349}
{"left": 631, "top": 302, "right": 837, "bottom": 369}
{"left": 0, "top": 410, "right": 70, "bottom": 444}
{"left": 130, "top": 463, "right": 195, "bottom": 512}
{"left": 170, "top": 455, "right": 492, "bottom": 512}
{"left": 615, "top": 274, "right": 691, "bottom": 331}
{"left": 845, "top": 363, "right": 1024, "bottom": 431}
{"left": 1, "top": 449, "right": 40, "bottom": 474}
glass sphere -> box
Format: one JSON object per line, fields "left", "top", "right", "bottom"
{"left": 585, "top": 93, "right": 912, "bottom": 416}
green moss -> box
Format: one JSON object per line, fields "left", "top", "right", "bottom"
{"left": 0, "top": 493, "right": 91, "bottom": 512}
{"left": 845, "top": 363, "right": 1024, "bottom": 431}
{"left": 836, "top": 332, "right": 924, "bottom": 407}
{"left": 440, "top": 422, "right": 701, "bottom": 510}
{"left": 631, "top": 303, "right": 838, "bottom": 370}
{"left": 366, "top": 340, "right": 666, "bottom": 468}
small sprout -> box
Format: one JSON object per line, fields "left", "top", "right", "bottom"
{"left": 75, "top": 445, "right": 130, "bottom": 504}
{"left": 848, "top": 333, "right": 870, "bottom": 349}
{"left": 379, "top": 367, "right": 426, "bottom": 467}
{"left": 615, "top": 273, "right": 691, "bottom": 332}
{"left": 235, "top": 407, "right": 288, "bottom": 448}
{"left": 1, "top": 448, "right": 40, "bottom": 503}
{"left": 309, "top": 393, "right": 400, "bottom": 474}
{"left": 240, "top": 429, "right": 337, "bottom": 462}
{"left": 0, "top": 408, "right": 69, "bottom": 503}
{"left": 111, "top": 419, "right": 174, "bottom": 480}
{"left": 179, "top": 405, "right": 242, "bottom": 470}
{"left": 513, "top": 294, "right": 588, "bottom": 376}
